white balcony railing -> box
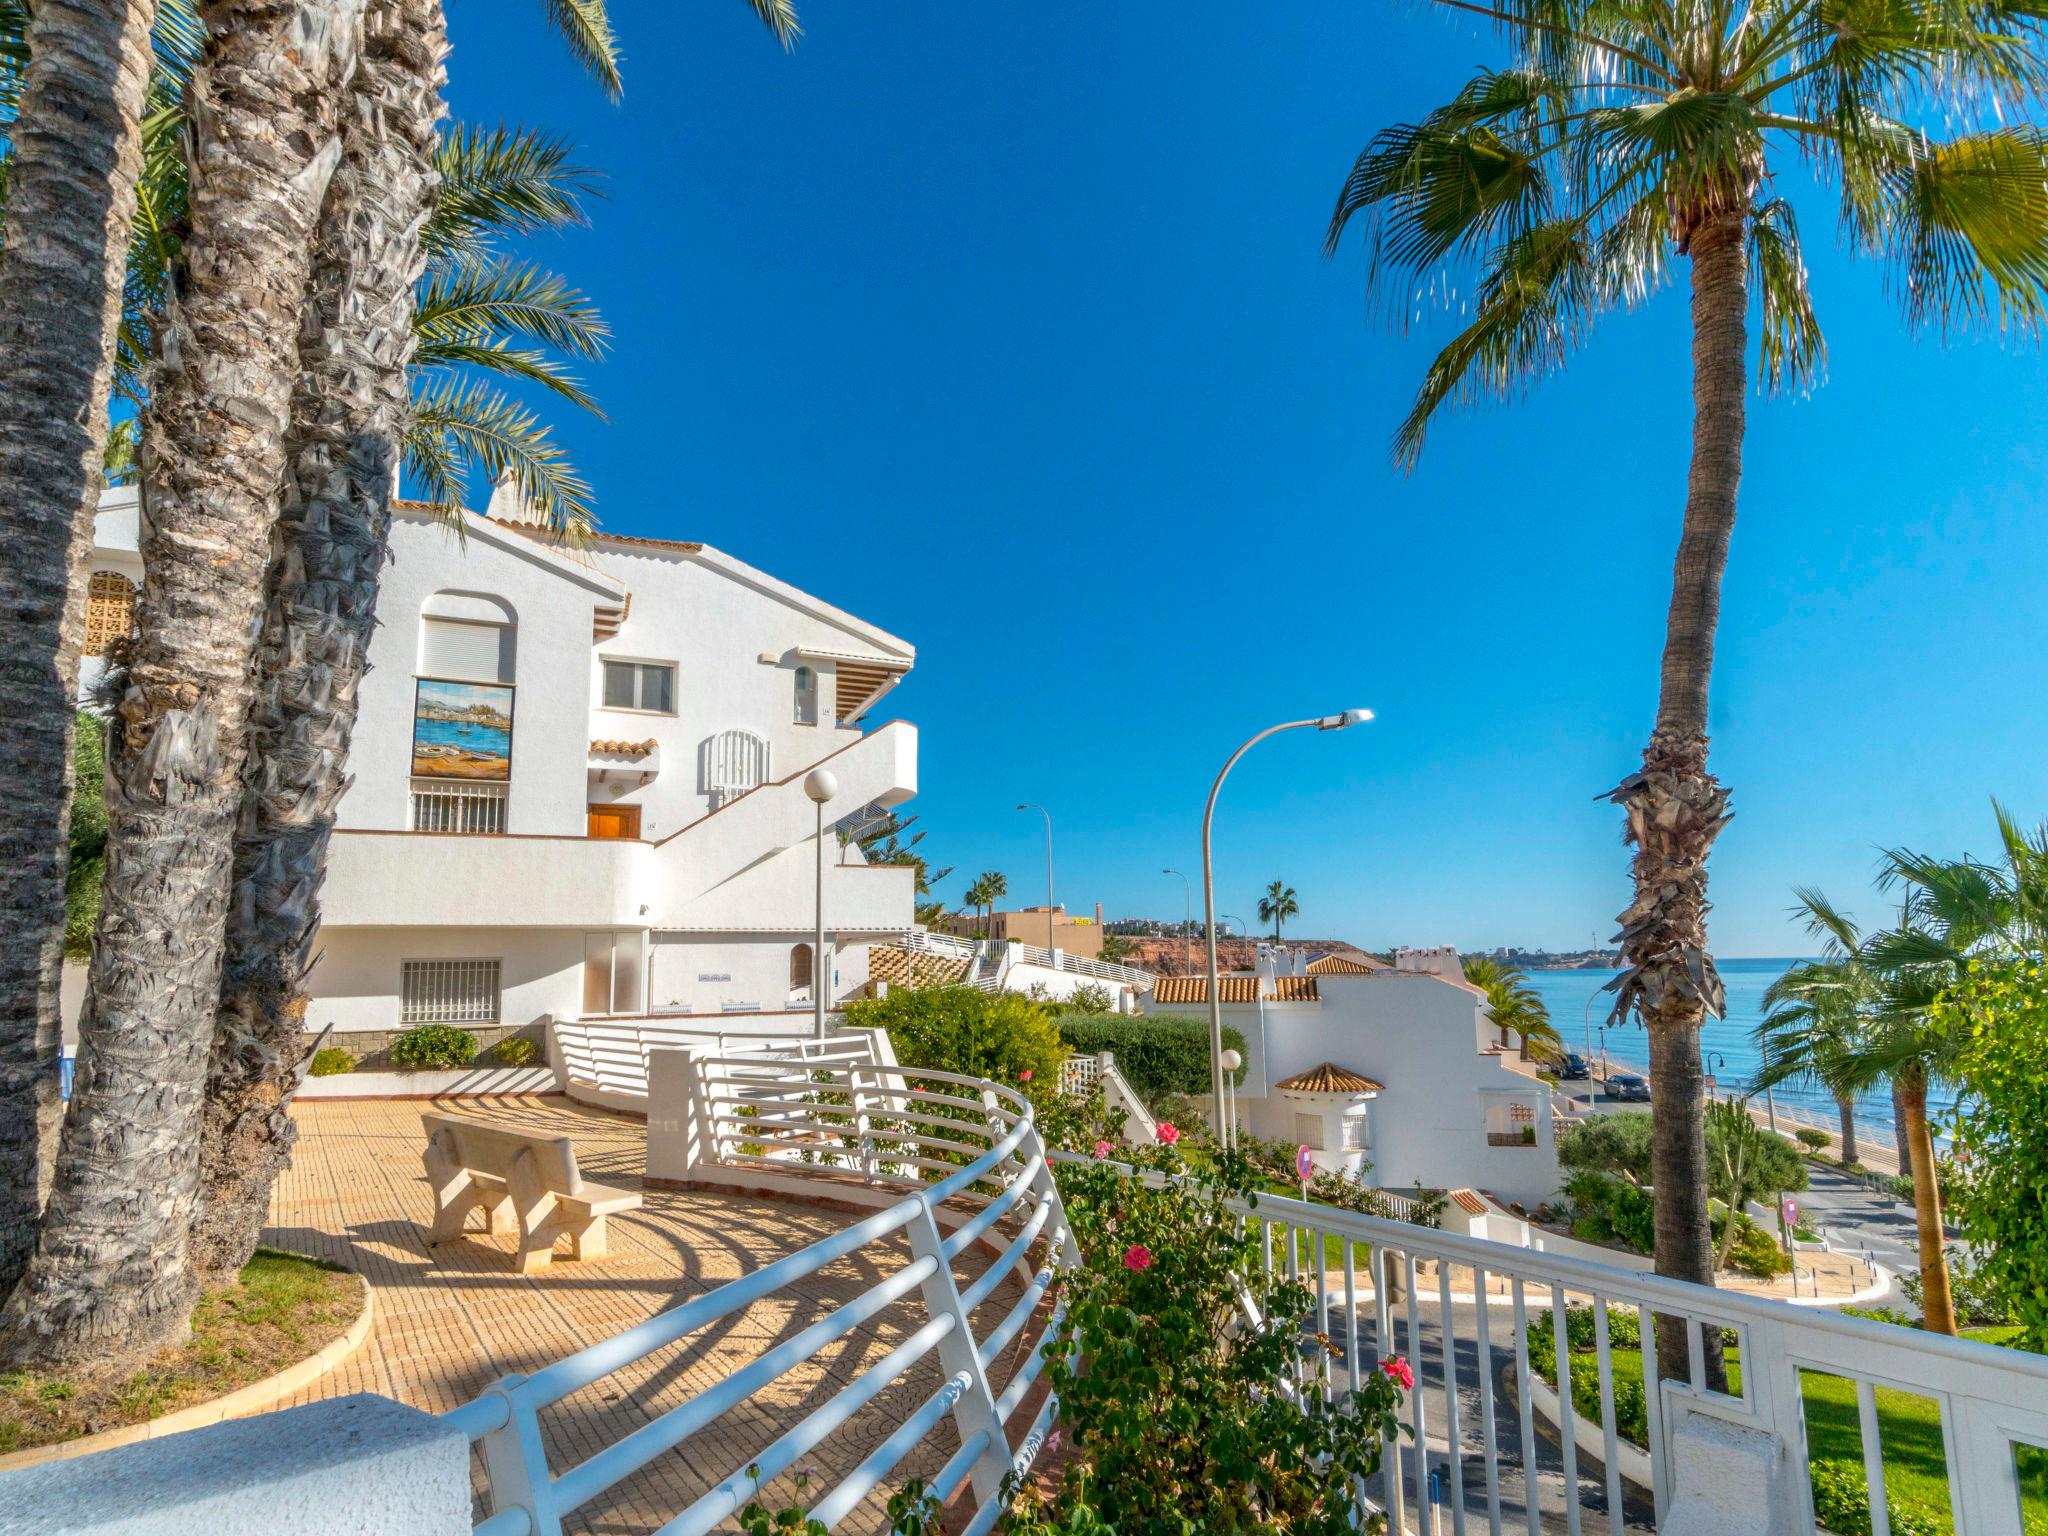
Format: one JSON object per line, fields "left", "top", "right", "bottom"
{"left": 442, "top": 1049, "right": 2048, "bottom": 1536}
{"left": 446, "top": 1055, "right": 1071, "bottom": 1536}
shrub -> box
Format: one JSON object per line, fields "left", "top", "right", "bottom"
{"left": 1011, "top": 1141, "right": 1405, "bottom": 1534}
{"left": 1563, "top": 1169, "right": 1656, "bottom": 1255}
{"left": 1052, "top": 1013, "right": 1248, "bottom": 1103}
{"left": 1712, "top": 1210, "right": 1791, "bottom": 1278}
{"left": 1064, "top": 981, "right": 1113, "bottom": 1014}
{"left": 491, "top": 1036, "right": 540, "bottom": 1068}
{"left": 1796, "top": 1127, "right": 1832, "bottom": 1152}
{"left": 308, "top": 1047, "right": 354, "bottom": 1077}
{"left": 842, "top": 986, "right": 1067, "bottom": 1086}
{"left": 1808, "top": 1459, "right": 1945, "bottom": 1536}
{"left": 390, "top": 1024, "right": 478, "bottom": 1070}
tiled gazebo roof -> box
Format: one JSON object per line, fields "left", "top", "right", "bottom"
{"left": 1273, "top": 1061, "right": 1384, "bottom": 1095}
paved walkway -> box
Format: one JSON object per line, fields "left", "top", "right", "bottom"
{"left": 269, "top": 1095, "right": 1026, "bottom": 1535}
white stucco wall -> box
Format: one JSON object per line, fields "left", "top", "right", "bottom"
{"left": 1149, "top": 970, "right": 1564, "bottom": 1206}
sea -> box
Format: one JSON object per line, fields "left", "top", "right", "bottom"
{"left": 413, "top": 717, "right": 511, "bottom": 758}
{"left": 1522, "top": 957, "right": 1906, "bottom": 1138}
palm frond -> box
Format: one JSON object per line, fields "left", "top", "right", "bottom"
{"left": 1391, "top": 218, "right": 1598, "bottom": 466}
{"left": 1878, "top": 127, "right": 2048, "bottom": 334}
{"left": 542, "top": 0, "right": 624, "bottom": 98}
{"left": 413, "top": 256, "right": 609, "bottom": 360}
{"left": 406, "top": 375, "right": 595, "bottom": 535}
{"left": 425, "top": 123, "right": 601, "bottom": 263}
{"left": 1749, "top": 195, "right": 1825, "bottom": 390}
{"left": 743, "top": 0, "right": 803, "bottom": 48}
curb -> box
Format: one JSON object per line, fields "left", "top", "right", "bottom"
{"left": 0, "top": 1267, "right": 374, "bottom": 1472}
{"left": 1524, "top": 1368, "right": 1656, "bottom": 1491}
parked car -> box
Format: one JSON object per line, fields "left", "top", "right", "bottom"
{"left": 1558, "top": 1053, "right": 1592, "bottom": 1081}
{"left": 1605, "top": 1073, "right": 1651, "bottom": 1103}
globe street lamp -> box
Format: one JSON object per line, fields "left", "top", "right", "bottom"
{"left": 1202, "top": 710, "right": 1373, "bottom": 1147}
{"left": 1017, "top": 804, "right": 1056, "bottom": 971}
{"left": 805, "top": 768, "right": 838, "bottom": 1039}
{"left": 1162, "top": 868, "right": 1192, "bottom": 973}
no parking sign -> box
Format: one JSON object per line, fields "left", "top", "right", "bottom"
{"left": 1296, "top": 1144, "right": 1314, "bottom": 1192}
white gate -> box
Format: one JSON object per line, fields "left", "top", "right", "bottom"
{"left": 702, "top": 727, "right": 770, "bottom": 807}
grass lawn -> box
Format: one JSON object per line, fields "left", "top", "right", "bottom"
{"left": 1251, "top": 1179, "right": 1373, "bottom": 1276}
{"left": 1556, "top": 1327, "right": 2047, "bottom": 1534}
{"left": 0, "top": 1248, "right": 361, "bottom": 1456}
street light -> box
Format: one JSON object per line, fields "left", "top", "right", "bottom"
{"left": 1220, "top": 913, "right": 1250, "bottom": 942}
{"left": 1221, "top": 1047, "right": 1243, "bottom": 1144}
{"left": 1016, "top": 803, "right": 1056, "bottom": 971}
{"left": 805, "top": 768, "right": 838, "bottom": 1039}
{"left": 1202, "top": 709, "right": 1373, "bottom": 1147}
{"left": 1163, "top": 868, "right": 1192, "bottom": 974}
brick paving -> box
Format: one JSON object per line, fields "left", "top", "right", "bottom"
{"left": 271, "top": 1095, "right": 1029, "bottom": 1534}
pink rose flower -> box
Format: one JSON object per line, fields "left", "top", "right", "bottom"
{"left": 1123, "top": 1244, "right": 1153, "bottom": 1272}
{"left": 1093, "top": 1140, "right": 1114, "bottom": 1159}
{"left": 1019, "top": 1069, "right": 1033, "bottom": 1082}
{"left": 1155, "top": 1121, "right": 1180, "bottom": 1146}
{"left": 1381, "top": 1355, "right": 1415, "bottom": 1391}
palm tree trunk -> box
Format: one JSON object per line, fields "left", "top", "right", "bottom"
{"left": 1837, "top": 1094, "right": 1858, "bottom": 1167}
{"left": 1892, "top": 1077, "right": 1914, "bottom": 1183}
{"left": 0, "top": 0, "right": 158, "bottom": 1297}
{"left": 1610, "top": 204, "right": 1747, "bottom": 1388}
{"left": 0, "top": 0, "right": 363, "bottom": 1372}
{"left": 1897, "top": 1067, "right": 1955, "bottom": 1335}
{"left": 191, "top": 0, "right": 447, "bottom": 1283}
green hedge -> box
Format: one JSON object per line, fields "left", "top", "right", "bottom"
{"left": 1054, "top": 1013, "right": 1247, "bottom": 1103}
{"left": 842, "top": 986, "right": 1067, "bottom": 1086}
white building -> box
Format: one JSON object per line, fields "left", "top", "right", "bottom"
{"left": 79, "top": 483, "right": 924, "bottom": 1062}
{"left": 1144, "top": 944, "right": 1562, "bottom": 1206}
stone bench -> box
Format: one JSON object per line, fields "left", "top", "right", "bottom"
{"left": 421, "top": 1112, "right": 641, "bottom": 1273}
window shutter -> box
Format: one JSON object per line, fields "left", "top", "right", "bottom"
{"left": 421, "top": 618, "right": 511, "bottom": 683}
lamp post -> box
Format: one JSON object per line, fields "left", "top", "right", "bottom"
{"left": 1202, "top": 709, "right": 1373, "bottom": 1148}
{"left": 1221, "top": 914, "right": 1250, "bottom": 942}
{"left": 1016, "top": 804, "right": 1056, "bottom": 970}
{"left": 1221, "top": 1047, "right": 1243, "bottom": 1145}
{"left": 805, "top": 768, "right": 838, "bottom": 1039}
{"left": 1163, "top": 868, "right": 1192, "bottom": 974}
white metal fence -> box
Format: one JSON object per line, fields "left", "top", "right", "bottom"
{"left": 549, "top": 1015, "right": 867, "bottom": 1105}
{"left": 410, "top": 778, "right": 508, "bottom": 834}
{"left": 444, "top": 1052, "right": 2048, "bottom": 1536}
{"left": 1006, "top": 941, "right": 1156, "bottom": 990}
{"left": 444, "top": 1059, "right": 1072, "bottom": 1536}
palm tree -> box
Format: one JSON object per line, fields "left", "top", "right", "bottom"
{"left": 983, "top": 870, "right": 1009, "bottom": 934}
{"left": 1326, "top": 0, "right": 2048, "bottom": 1324}
{"left": 1, "top": 0, "right": 370, "bottom": 1373}
{"left": 1258, "top": 880, "right": 1299, "bottom": 943}
{"left": 0, "top": 0, "right": 183, "bottom": 1295}
{"left": 1775, "top": 888, "right": 1967, "bottom": 1333}
{"left": 963, "top": 875, "right": 992, "bottom": 937}
{"left": 1463, "top": 955, "right": 1562, "bottom": 1063}
{"left": 1756, "top": 942, "right": 1876, "bottom": 1166}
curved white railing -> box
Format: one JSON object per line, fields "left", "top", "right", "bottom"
{"left": 447, "top": 1058, "right": 1073, "bottom": 1536}
{"left": 448, "top": 1051, "right": 2048, "bottom": 1536}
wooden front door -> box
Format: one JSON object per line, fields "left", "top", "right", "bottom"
{"left": 587, "top": 804, "right": 641, "bottom": 840}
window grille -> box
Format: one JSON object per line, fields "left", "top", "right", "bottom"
{"left": 401, "top": 959, "right": 501, "bottom": 1025}
{"left": 410, "top": 778, "right": 507, "bottom": 833}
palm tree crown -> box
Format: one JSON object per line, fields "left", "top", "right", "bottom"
{"left": 1464, "top": 954, "right": 1564, "bottom": 1061}
{"left": 1258, "top": 880, "right": 1300, "bottom": 941}
{"left": 1326, "top": 0, "right": 2048, "bottom": 465}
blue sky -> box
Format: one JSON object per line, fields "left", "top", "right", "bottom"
{"left": 445, "top": 1, "right": 2048, "bottom": 957}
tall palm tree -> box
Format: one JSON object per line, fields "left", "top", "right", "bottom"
{"left": 963, "top": 874, "right": 990, "bottom": 935}
{"left": 0, "top": 0, "right": 180, "bottom": 1295}
{"left": 1258, "top": 880, "right": 1299, "bottom": 943}
{"left": 1756, "top": 942, "right": 1876, "bottom": 1165}
{"left": 1, "top": 0, "right": 368, "bottom": 1373}
{"left": 983, "top": 870, "right": 1009, "bottom": 934}
{"left": 1326, "top": 0, "right": 2048, "bottom": 1328}
{"left": 1463, "top": 954, "right": 1562, "bottom": 1062}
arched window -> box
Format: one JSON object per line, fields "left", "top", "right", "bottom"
{"left": 84, "top": 570, "right": 135, "bottom": 655}
{"left": 793, "top": 665, "right": 818, "bottom": 726}
{"left": 790, "top": 942, "right": 814, "bottom": 995}
{"left": 418, "top": 591, "right": 517, "bottom": 684}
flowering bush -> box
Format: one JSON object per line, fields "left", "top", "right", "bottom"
{"left": 1004, "top": 1141, "right": 1406, "bottom": 1534}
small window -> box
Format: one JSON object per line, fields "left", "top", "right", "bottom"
{"left": 1293, "top": 1112, "right": 1325, "bottom": 1151}
{"left": 1341, "top": 1114, "right": 1368, "bottom": 1151}
{"left": 400, "top": 959, "right": 501, "bottom": 1025}
{"left": 84, "top": 570, "right": 136, "bottom": 655}
{"left": 420, "top": 616, "right": 514, "bottom": 684}
{"left": 794, "top": 665, "right": 818, "bottom": 726}
{"left": 602, "top": 659, "right": 675, "bottom": 714}
{"left": 790, "top": 942, "right": 814, "bottom": 996}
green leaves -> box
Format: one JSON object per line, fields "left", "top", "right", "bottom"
{"left": 425, "top": 123, "right": 602, "bottom": 263}
{"left": 1749, "top": 197, "right": 1824, "bottom": 390}
{"left": 1882, "top": 127, "right": 2048, "bottom": 333}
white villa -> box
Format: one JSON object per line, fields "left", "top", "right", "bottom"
{"left": 1144, "top": 942, "right": 1562, "bottom": 1206}
{"left": 79, "top": 482, "right": 929, "bottom": 1059}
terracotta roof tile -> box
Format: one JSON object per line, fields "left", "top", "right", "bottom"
{"left": 1448, "top": 1188, "right": 1488, "bottom": 1216}
{"left": 589, "top": 738, "right": 657, "bottom": 757}
{"left": 1150, "top": 975, "right": 1321, "bottom": 1004}
{"left": 1274, "top": 1061, "right": 1384, "bottom": 1094}
{"left": 1305, "top": 954, "right": 1380, "bottom": 975}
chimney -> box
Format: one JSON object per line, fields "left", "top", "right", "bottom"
{"left": 1094, "top": 902, "right": 1103, "bottom": 928}
{"left": 485, "top": 470, "right": 547, "bottom": 527}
